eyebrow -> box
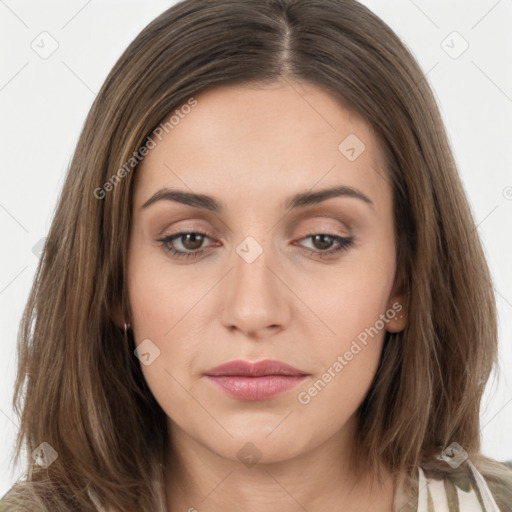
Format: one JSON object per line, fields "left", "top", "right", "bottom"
{"left": 141, "top": 185, "right": 374, "bottom": 212}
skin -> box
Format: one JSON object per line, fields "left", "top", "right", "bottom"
{"left": 124, "top": 79, "right": 407, "bottom": 511}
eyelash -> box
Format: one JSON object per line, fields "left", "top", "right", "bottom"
{"left": 157, "top": 230, "right": 355, "bottom": 260}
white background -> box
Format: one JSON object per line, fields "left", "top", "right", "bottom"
{"left": 1, "top": 0, "right": 511, "bottom": 497}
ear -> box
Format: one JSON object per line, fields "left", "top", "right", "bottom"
{"left": 385, "top": 268, "right": 408, "bottom": 333}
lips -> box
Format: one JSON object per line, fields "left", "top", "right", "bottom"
{"left": 203, "top": 359, "right": 310, "bottom": 401}
{"left": 203, "top": 359, "right": 309, "bottom": 377}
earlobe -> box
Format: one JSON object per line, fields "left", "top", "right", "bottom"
{"left": 386, "top": 298, "right": 407, "bottom": 333}
{"left": 385, "top": 269, "right": 408, "bottom": 333}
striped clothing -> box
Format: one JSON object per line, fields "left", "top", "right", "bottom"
{"left": 417, "top": 460, "right": 501, "bottom": 512}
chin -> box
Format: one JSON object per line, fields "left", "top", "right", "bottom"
{"left": 210, "top": 429, "right": 311, "bottom": 466}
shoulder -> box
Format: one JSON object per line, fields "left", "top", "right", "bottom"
{"left": 419, "top": 458, "right": 512, "bottom": 512}
{"left": 0, "top": 480, "right": 86, "bottom": 512}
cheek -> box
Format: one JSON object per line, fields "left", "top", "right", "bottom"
{"left": 126, "top": 247, "right": 196, "bottom": 378}
{"left": 127, "top": 244, "right": 198, "bottom": 339}
{"left": 127, "top": 253, "right": 205, "bottom": 427}
{"left": 306, "top": 237, "right": 396, "bottom": 342}
{"left": 296, "top": 234, "right": 395, "bottom": 401}
{"left": 295, "top": 286, "right": 390, "bottom": 430}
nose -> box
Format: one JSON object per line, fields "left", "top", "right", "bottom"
{"left": 220, "top": 238, "right": 291, "bottom": 339}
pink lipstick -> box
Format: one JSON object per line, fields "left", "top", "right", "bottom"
{"left": 203, "top": 359, "right": 310, "bottom": 401}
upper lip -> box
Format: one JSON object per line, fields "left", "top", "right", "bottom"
{"left": 203, "top": 359, "right": 310, "bottom": 377}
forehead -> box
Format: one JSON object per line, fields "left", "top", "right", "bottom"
{"left": 134, "top": 80, "right": 391, "bottom": 213}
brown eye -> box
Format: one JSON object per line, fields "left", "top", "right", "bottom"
{"left": 310, "top": 234, "right": 337, "bottom": 251}
{"left": 157, "top": 231, "right": 213, "bottom": 259}
{"left": 177, "top": 233, "right": 206, "bottom": 251}
{"left": 298, "top": 233, "right": 355, "bottom": 258}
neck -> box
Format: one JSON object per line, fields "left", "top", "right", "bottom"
{"left": 163, "top": 416, "right": 395, "bottom": 512}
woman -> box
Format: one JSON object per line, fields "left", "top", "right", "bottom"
{"left": 2, "top": 0, "right": 511, "bottom": 510}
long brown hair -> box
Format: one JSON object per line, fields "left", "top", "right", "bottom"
{"left": 2, "top": 0, "right": 511, "bottom": 510}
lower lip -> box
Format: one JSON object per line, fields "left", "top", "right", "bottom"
{"left": 205, "top": 375, "right": 309, "bottom": 400}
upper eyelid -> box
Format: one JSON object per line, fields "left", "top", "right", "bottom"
{"left": 151, "top": 208, "right": 354, "bottom": 232}
{"left": 161, "top": 227, "right": 349, "bottom": 240}
{"left": 160, "top": 216, "right": 352, "bottom": 236}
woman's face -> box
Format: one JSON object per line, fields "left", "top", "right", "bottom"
{"left": 126, "top": 80, "right": 406, "bottom": 465}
